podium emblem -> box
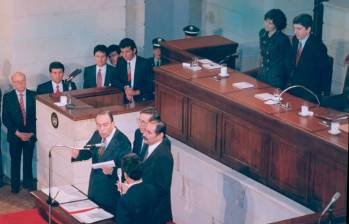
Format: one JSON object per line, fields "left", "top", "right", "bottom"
{"left": 51, "top": 112, "right": 59, "bottom": 128}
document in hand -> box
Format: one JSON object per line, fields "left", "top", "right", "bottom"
{"left": 91, "top": 160, "right": 115, "bottom": 169}
{"left": 41, "top": 185, "right": 88, "bottom": 204}
{"left": 72, "top": 208, "right": 114, "bottom": 223}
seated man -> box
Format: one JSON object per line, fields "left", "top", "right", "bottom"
{"left": 148, "top": 37, "right": 168, "bottom": 67}
{"left": 116, "top": 38, "right": 153, "bottom": 102}
{"left": 116, "top": 153, "right": 158, "bottom": 224}
{"left": 36, "top": 61, "right": 77, "bottom": 95}
{"left": 183, "top": 25, "right": 200, "bottom": 38}
{"left": 108, "top": 44, "right": 121, "bottom": 67}
{"left": 83, "top": 45, "right": 118, "bottom": 89}
{"left": 132, "top": 107, "right": 160, "bottom": 159}
{"left": 2, "top": 72, "right": 36, "bottom": 193}
{"left": 71, "top": 110, "right": 131, "bottom": 213}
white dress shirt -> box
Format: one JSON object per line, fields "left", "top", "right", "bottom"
{"left": 127, "top": 56, "right": 137, "bottom": 87}
{"left": 96, "top": 64, "right": 107, "bottom": 86}
{"left": 51, "top": 81, "right": 63, "bottom": 93}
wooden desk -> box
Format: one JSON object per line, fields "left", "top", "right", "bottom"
{"left": 161, "top": 35, "right": 239, "bottom": 68}
{"left": 154, "top": 63, "right": 348, "bottom": 212}
{"left": 31, "top": 191, "right": 114, "bottom": 224}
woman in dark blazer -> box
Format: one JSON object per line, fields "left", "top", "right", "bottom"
{"left": 257, "top": 9, "right": 291, "bottom": 88}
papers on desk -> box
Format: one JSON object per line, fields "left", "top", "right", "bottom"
{"left": 41, "top": 185, "right": 88, "bottom": 204}
{"left": 199, "top": 59, "right": 221, "bottom": 70}
{"left": 60, "top": 199, "right": 98, "bottom": 214}
{"left": 91, "top": 160, "right": 115, "bottom": 169}
{"left": 72, "top": 208, "right": 114, "bottom": 224}
{"left": 254, "top": 93, "right": 275, "bottom": 101}
{"left": 232, "top": 82, "right": 254, "bottom": 89}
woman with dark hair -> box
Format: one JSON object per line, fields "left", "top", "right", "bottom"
{"left": 257, "top": 8, "right": 291, "bottom": 88}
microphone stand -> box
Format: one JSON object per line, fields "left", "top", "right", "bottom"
{"left": 276, "top": 85, "right": 320, "bottom": 110}
{"left": 65, "top": 81, "right": 75, "bottom": 109}
{"left": 47, "top": 145, "right": 87, "bottom": 224}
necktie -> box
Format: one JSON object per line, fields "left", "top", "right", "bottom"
{"left": 98, "top": 138, "right": 106, "bottom": 157}
{"left": 139, "top": 143, "right": 149, "bottom": 161}
{"left": 55, "top": 85, "right": 61, "bottom": 96}
{"left": 296, "top": 41, "right": 302, "bottom": 66}
{"left": 19, "top": 93, "right": 26, "bottom": 126}
{"left": 127, "top": 62, "right": 131, "bottom": 82}
{"left": 96, "top": 68, "right": 103, "bottom": 87}
{"left": 156, "top": 60, "right": 160, "bottom": 67}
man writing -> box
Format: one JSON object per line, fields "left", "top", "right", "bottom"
{"left": 71, "top": 111, "right": 131, "bottom": 213}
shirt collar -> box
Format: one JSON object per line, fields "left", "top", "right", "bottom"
{"left": 104, "top": 127, "right": 117, "bottom": 148}
{"left": 128, "top": 55, "right": 137, "bottom": 64}
{"left": 96, "top": 64, "right": 107, "bottom": 71}
{"left": 299, "top": 35, "right": 310, "bottom": 49}
{"left": 15, "top": 89, "right": 26, "bottom": 96}
{"left": 147, "top": 139, "right": 162, "bottom": 158}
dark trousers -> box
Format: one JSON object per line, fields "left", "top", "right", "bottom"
{"left": 9, "top": 140, "right": 35, "bottom": 190}
{"left": 0, "top": 146, "right": 3, "bottom": 185}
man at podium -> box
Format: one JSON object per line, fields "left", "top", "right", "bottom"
{"left": 71, "top": 110, "right": 131, "bottom": 213}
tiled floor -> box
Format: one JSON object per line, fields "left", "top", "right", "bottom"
{"left": 0, "top": 184, "right": 35, "bottom": 215}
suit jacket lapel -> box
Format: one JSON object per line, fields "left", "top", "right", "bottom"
{"left": 134, "top": 56, "right": 141, "bottom": 88}
{"left": 92, "top": 66, "right": 97, "bottom": 86}
{"left": 105, "top": 65, "right": 110, "bottom": 86}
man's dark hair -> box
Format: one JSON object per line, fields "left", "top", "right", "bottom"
{"left": 49, "top": 61, "right": 65, "bottom": 72}
{"left": 264, "top": 9, "right": 287, "bottom": 30}
{"left": 96, "top": 110, "right": 114, "bottom": 122}
{"left": 140, "top": 106, "right": 160, "bottom": 121}
{"left": 293, "top": 13, "right": 313, "bottom": 29}
{"left": 150, "top": 120, "right": 167, "bottom": 135}
{"left": 119, "top": 38, "right": 137, "bottom": 51}
{"left": 108, "top": 44, "right": 121, "bottom": 55}
{"left": 121, "top": 153, "right": 143, "bottom": 180}
{"left": 93, "top": 44, "right": 108, "bottom": 56}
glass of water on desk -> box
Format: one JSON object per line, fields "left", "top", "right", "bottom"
{"left": 191, "top": 57, "right": 199, "bottom": 67}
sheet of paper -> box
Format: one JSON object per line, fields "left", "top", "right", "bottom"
{"left": 198, "top": 58, "right": 212, "bottom": 64}
{"left": 41, "top": 185, "right": 88, "bottom": 203}
{"left": 60, "top": 199, "right": 99, "bottom": 213}
{"left": 202, "top": 63, "right": 221, "bottom": 70}
{"left": 72, "top": 208, "right": 114, "bottom": 223}
{"left": 232, "top": 82, "right": 254, "bottom": 89}
{"left": 92, "top": 160, "right": 115, "bottom": 169}
{"left": 189, "top": 65, "right": 202, "bottom": 71}
{"left": 254, "top": 93, "right": 275, "bottom": 101}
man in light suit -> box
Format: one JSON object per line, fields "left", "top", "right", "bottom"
{"left": 83, "top": 45, "right": 118, "bottom": 89}
{"left": 142, "top": 120, "right": 173, "bottom": 224}
{"left": 36, "top": 61, "right": 77, "bottom": 95}
{"left": 116, "top": 153, "right": 158, "bottom": 224}
{"left": 71, "top": 111, "right": 131, "bottom": 213}
{"left": 286, "top": 14, "right": 329, "bottom": 101}
{"left": 132, "top": 107, "right": 160, "bottom": 158}
{"left": 116, "top": 38, "right": 154, "bottom": 102}
{"left": 2, "top": 72, "right": 36, "bottom": 193}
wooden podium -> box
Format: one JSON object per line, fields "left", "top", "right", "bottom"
{"left": 154, "top": 37, "right": 348, "bottom": 213}
{"left": 36, "top": 87, "right": 152, "bottom": 193}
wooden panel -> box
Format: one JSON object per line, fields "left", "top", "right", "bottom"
{"left": 156, "top": 84, "right": 187, "bottom": 142}
{"left": 187, "top": 100, "right": 221, "bottom": 159}
{"left": 269, "top": 137, "right": 310, "bottom": 203}
{"left": 221, "top": 113, "right": 269, "bottom": 179}
{"left": 309, "top": 155, "right": 347, "bottom": 210}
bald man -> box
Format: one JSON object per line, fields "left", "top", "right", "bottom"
{"left": 2, "top": 72, "right": 36, "bottom": 193}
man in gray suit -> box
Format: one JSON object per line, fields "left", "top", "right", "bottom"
{"left": 71, "top": 110, "right": 131, "bottom": 213}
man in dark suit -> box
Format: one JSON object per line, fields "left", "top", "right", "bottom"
{"left": 142, "top": 120, "right": 173, "bottom": 224}
{"left": 71, "top": 110, "right": 131, "bottom": 214}
{"left": 36, "top": 61, "right": 77, "bottom": 95}
{"left": 132, "top": 107, "right": 160, "bottom": 158}
{"left": 286, "top": 14, "right": 329, "bottom": 101}
{"left": 2, "top": 72, "right": 36, "bottom": 193}
{"left": 83, "top": 45, "right": 118, "bottom": 89}
{"left": 116, "top": 38, "right": 154, "bottom": 102}
{"left": 148, "top": 37, "right": 168, "bottom": 68}
{"left": 116, "top": 153, "right": 158, "bottom": 224}
{"left": 108, "top": 44, "right": 121, "bottom": 67}
{"left": 0, "top": 88, "right": 3, "bottom": 187}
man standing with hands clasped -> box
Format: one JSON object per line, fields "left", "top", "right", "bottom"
{"left": 71, "top": 110, "right": 131, "bottom": 214}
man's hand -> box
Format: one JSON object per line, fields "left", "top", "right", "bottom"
{"left": 102, "top": 166, "right": 113, "bottom": 175}
{"left": 116, "top": 181, "right": 129, "bottom": 195}
{"left": 15, "top": 131, "right": 33, "bottom": 142}
{"left": 124, "top": 86, "right": 140, "bottom": 101}
{"left": 71, "top": 149, "right": 80, "bottom": 159}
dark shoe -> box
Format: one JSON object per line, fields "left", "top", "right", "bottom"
{"left": 11, "top": 187, "right": 20, "bottom": 193}
{"left": 23, "top": 181, "right": 36, "bottom": 191}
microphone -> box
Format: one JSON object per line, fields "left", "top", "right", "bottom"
{"left": 320, "top": 192, "right": 341, "bottom": 216}
{"left": 84, "top": 143, "right": 106, "bottom": 148}
{"left": 64, "top": 68, "right": 82, "bottom": 82}
{"left": 117, "top": 168, "right": 122, "bottom": 182}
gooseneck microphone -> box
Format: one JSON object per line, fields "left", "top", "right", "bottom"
{"left": 85, "top": 143, "right": 106, "bottom": 148}
{"left": 64, "top": 68, "right": 82, "bottom": 82}
{"left": 317, "top": 192, "right": 341, "bottom": 224}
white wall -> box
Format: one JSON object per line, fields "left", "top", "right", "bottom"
{"left": 323, "top": 0, "right": 349, "bottom": 94}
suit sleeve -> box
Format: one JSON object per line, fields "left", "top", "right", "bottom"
{"left": 73, "top": 133, "right": 96, "bottom": 161}
{"left": 154, "top": 152, "right": 173, "bottom": 197}
{"left": 83, "top": 68, "right": 88, "bottom": 89}
{"left": 116, "top": 197, "right": 132, "bottom": 224}
{"left": 71, "top": 82, "right": 77, "bottom": 90}
{"left": 2, "top": 94, "right": 16, "bottom": 136}
{"left": 138, "top": 60, "right": 154, "bottom": 96}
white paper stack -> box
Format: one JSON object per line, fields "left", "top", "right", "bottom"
{"left": 60, "top": 199, "right": 99, "bottom": 213}
{"left": 91, "top": 160, "right": 115, "bottom": 169}
{"left": 254, "top": 93, "right": 275, "bottom": 101}
{"left": 41, "top": 185, "right": 88, "bottom": 204}
{"left": 232, "top": 82, "right": 254, "bottom": 89}
{"left": 72, "top": 208, "right": 114, "bottom": 223}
